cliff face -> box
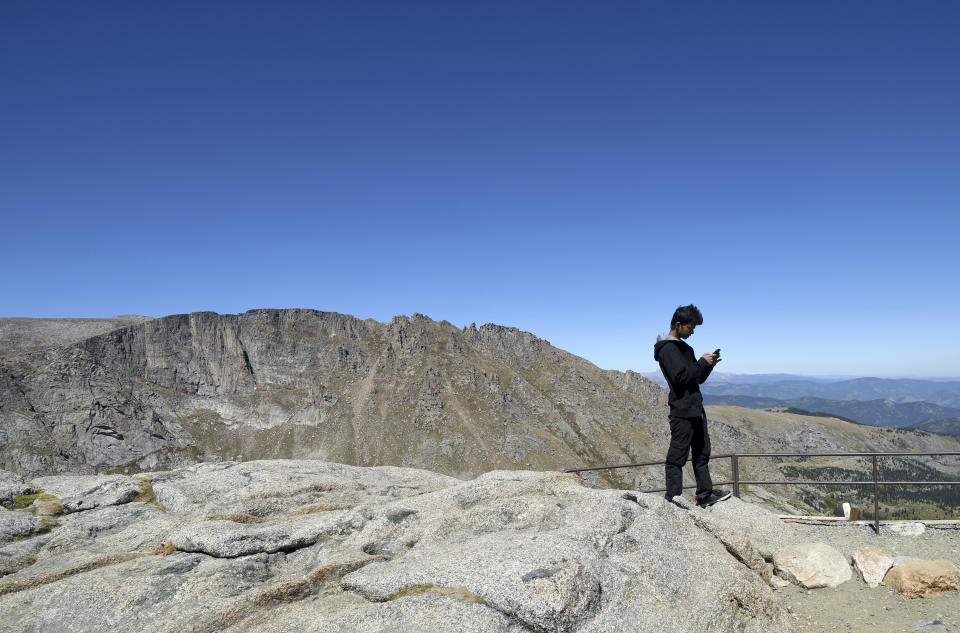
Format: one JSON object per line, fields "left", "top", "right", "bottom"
{"left": 0, "top": 310, "right": 668, "bottom": 482}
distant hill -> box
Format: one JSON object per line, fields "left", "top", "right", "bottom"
{"left": 702, "top": 394, "right": 960, "bottom": 428}
{"left": 641, "top": 371, "right": 858, "bottom": 387}
{"left": 701, "top": 377, "right": 960, "bottom": 408}
{"left": 909, "top": 417, "right": 960, "bottom": 436}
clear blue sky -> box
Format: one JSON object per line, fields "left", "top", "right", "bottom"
{"left": 2, "top": 2, "right": 958, "bottom": 377}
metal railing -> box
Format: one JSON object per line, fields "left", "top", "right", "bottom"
{"left": 566, "top": 451, "right": 960, "bottom": 534}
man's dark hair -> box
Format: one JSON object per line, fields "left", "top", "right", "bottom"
{"left": 671, "top": 304, "right": 703, "bottom": 328}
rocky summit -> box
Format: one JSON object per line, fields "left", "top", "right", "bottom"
{"left": 0, "top": 459, "right": 802, "bottom": 633}
{"left": 0, "top": 309, "right": 667, "bottom": 485}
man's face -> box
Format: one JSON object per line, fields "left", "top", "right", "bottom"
{"left": 676, "top": 322, "right": 696, "bottom": 339}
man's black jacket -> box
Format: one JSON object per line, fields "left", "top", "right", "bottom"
{"left": 653, "top": 336, "right": 715, "bottom": 418}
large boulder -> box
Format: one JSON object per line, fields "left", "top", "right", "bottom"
{"left": 852, "top": 547, "right": 894, "bottom": 588}
{"left": 883, "top": 560, "right": 960, "bottom": 599}
{"left": 0, "top": 461, "right": 793, "bottom": 633}
{"left": 773, "top": 542, "right": 852, "bottom": 588}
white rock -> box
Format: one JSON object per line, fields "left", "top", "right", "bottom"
{"left": 852, "top": 547, "right": 894, "bottom": 587}
{"left": 885, "top": 522, "right": 925, "bottom": 536}
{"left": 773, "top": 542, "right": 852, "bottom": 588}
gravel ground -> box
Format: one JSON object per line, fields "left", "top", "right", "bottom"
{"left": 773, "top": 523, "right": 960, "bottom": 632}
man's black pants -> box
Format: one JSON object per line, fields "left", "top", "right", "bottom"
{"left": 665, "top": 414, "right": 713, "bottom": 499}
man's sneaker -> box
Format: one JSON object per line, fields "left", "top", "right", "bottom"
{"left": 696, "top": 490, "right": 732, "bottom": 507}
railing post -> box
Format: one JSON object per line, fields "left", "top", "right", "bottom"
{"left": 731, "top": 454, "right": 740, "bottom": 498}
{"left": 872, "top": 455, "right": 880, "bottom": 535}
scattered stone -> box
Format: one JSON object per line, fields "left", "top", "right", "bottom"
{"left": 853, "top": 547, "right": 894, "bottom": 588}
{"left": 913, "top": 618, "right": 944, "bottom": 629}
{"left": 884, "top": 560, "right": 960, "bottom": 599}
{"left": 773, "top": 542, "right": 852, "bottom": 588}
{"left": 894, "top": 556, "right": 920, "bottom": 566}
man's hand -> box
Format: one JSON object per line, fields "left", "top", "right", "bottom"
{"left": 702, "top": 353, "right": 721, "bottom": 366}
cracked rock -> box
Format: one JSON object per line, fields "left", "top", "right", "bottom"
{"left": 170, "top": 512, "right": 352, "bottom": 557}
{"left": 0, "top": 460, "right": 795, "bottom": 633}
{"left": 30, "top": 475, "right": 142, "bottom": 514}
{"left": 0, "top": 512, "right": 42, "bottom": 546}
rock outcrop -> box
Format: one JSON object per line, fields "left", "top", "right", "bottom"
{"left": 0, "top": 310, "right": 669, "bottom": 485}
{"left": 0, "top": 460, "right": 799, "bottom": 633}
{"left": 883, "top": 559, "right": 960, "bottom": 599}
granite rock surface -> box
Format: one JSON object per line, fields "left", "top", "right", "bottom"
{"left": 0, "top": 459, "right": 799, "bottom": 633}
{"left": 773, "top": 542, "right": 853, "bottom": 589}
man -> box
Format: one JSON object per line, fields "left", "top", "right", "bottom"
{"left": 653, "top": 304, "right": 731, "bottom": 507}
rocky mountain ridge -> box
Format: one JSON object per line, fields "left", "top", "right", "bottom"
{"left": 702, "top": 394, "right": 960, "bottom": 428}
{"left": 0, "top": 310, "right": 666, "bottom": 485}
{"left": 2, "top": 309, "right": 958, "bottom": 513}
{"left": 702, "top": 377, "right": 960, "bottom": 408}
